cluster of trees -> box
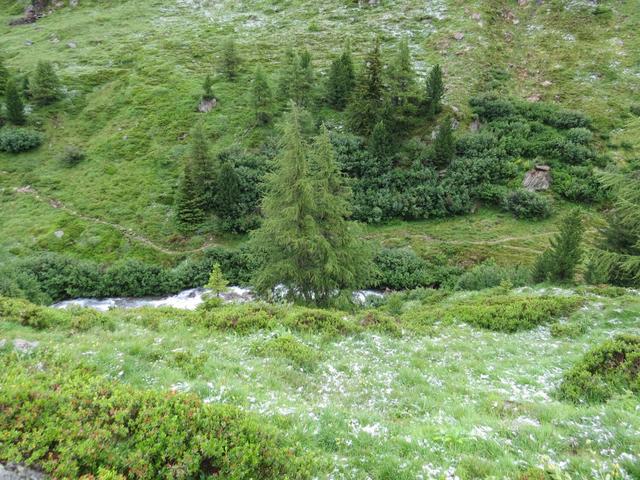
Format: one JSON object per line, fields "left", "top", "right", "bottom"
{"left": 1, "top": 59, "right": 62, "bottom": 127}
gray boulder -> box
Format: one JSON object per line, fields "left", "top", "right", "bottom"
{"left": 523, "top": 165, "right": 551, "bottom": 191}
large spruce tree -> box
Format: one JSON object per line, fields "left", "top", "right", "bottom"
{"left": 326, "top": 43, "right": 355, "bottom": 110}
{"left": 277, "top": 49, "right": 314, "bottom": 107}
{"left": 250, "top": 104, "right": 372, "bottom": 304}
{"left": 5, "top": 77, "right": 26, "bottom": 125}
{"left": 347, "top": 38, "right": 387, "bottom": 137}
{"left": 388, "top": 37, "right": 415, "bottom": 107}
{"left": 176, "top": 161, "right": 206, "bottom": 233}
{"left": 214, "top": 160, "right": 242, "bottom": 221}
{"left": 432, "top": 116, "right": 455, "bottom": 168}
{"left": 30, "top": 61, "right": 61, "bottom": 106}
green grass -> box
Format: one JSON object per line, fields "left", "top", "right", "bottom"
{"left": 2, "top": 287, "right": 639, "bottom": 478}
{"left": 1, "top": 0, "right": 637, "bottom": 265}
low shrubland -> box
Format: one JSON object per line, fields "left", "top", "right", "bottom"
{"left": 558, "top": 334, "right": 640, "bottom": 403}
{"left": 0, "top": 358, "right": 312, "bottom": 479}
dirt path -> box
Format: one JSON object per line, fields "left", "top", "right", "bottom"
{"left": 14, "top": 186, "right": 220, "bottom": 256}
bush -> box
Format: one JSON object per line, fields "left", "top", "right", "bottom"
{"left": 550, "top": 320, "right": 587, "bottom": 338}
{"left": 59, "top": 145, "right": 85, "bottom": 167}
{"left": 553, "top": 166, "right": 607, "bottom": 203}
{"left": 0, "top": 128, "right": 43, "bottom": 153}
{"left": 502, "top": 189, "right": 551, "bottom": 219}
{"left": 0, "top": 359, "right": 312, "bottom": 479}
{"left": 631, "top": 105, "right": 640, "bottom": 117}
{"left": 558, "top": 334, "right": 640, "bottom": 403}
{"left": 250, "top": 335, "right": 320, "bottom": 370}
{"left": 404, "top": 294, "right": 582, "bottom": 332}
{"left": 372, "top": 248, "right": 432, "bottom": 290}
{"left": 565, "top": 127, "right": 593, "bottom": 145}
{"left": 455, "top": 260, "right": 531, "bottom": 291}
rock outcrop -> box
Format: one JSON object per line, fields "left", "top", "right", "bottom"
{"left": 523, "top": 165, "right": 551, "bottom": 191}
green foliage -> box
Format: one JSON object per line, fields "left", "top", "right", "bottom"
{"left": 250, "top": 107, "right": 373, "bottom": 305}
{"left": 502, "top": 189, "right": 551, "bottom": 220}
{"left": 202, "top": 74, "right": 214, "bottom": 100}
{"left": 250, "top": 334, "right": 320, "bottom": 370}
{"left": 29, "top": 60, "right": 61, "bottom": 106}
{"left": 533, "top": 210, "right": 585, "bottom": 283}
{"left": 388, "top": 37, "right": 415, "bottom": 107}
{"left": 0, "top": 58, "right": 8, "bottom": 95}
{"left": 455, "top": 260, "right": 531, "bottom": 291}
{"left": 432, "top": 116, "right": 455, "bottom": 168}
{"left": 4, "top": 77, "right": 25, "bottom": 125}
{"left": 558, "top": 334, "right": 640, "bottom": 403}
{"left": 347, "top": 37, "right": 387, "bottom": 136}
{"left": 220, "top": 38, "right": 241, "bottom": 81}
{"left": 424, "top": 64, "right": 444, "bottom": 118}
{"left": 200, "top": 263, "right": 228, "bottom": 309}
{"left": 372, "top": 248, "right": 432, "bottom": 290}
{"left": 325, "top": 43, "right": 355, "bottom": 110}
{"left": 404, "top": 294, "right": 582, "bottom": 332}
{"left": 213, "top": 160, "right": 242, "bottom": 225}
{"left": 0, "top": 359, "right": 312, "bottom": 479}
{"left": 0, "top": 127, "right": 43, "bottom": 153}
{"left": 550, "top": 320, "right": 587, "bottom": 338}
{"left": 251, "top": 67, "right": 273, "bottom": 125}
{"left": 0, "top": 296, "right": 112, "bottom": 331}
{"left": 277, "top": 49, "right": 315, "bottom": 107}
{"left": 59, "top": 145, "right": 86, "bottom": 167}
{"left": 172, "top": 350, "right": 208, "bottom": 378}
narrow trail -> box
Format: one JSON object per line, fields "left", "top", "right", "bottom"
{"left": 13, "top": 186, "right": 220, "bottom": 256}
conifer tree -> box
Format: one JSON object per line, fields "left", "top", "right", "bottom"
{"left": 201, "top": 263, "right": 228, "bottom": 308}
{"left": 5, "top": 77, "right": 26, "bottom": 125}
{"left": 0, "top": 58, "right": 8, "bottom": 95}
{"left": 347, "top": 37, "right": 386, "bottom": 136}
{"left": 533, "top": 210, "right": 585, "bottom": 283}
{"left": 277, "top": 49, "right": 314, "bottom": 107}
{"left": 221, "top": 39, "right": 241, "bottom": 81}
{"left": 250, "top": 104, "right": 372, "bottom": 304}
{"left": 30, "top": 61, "right": 61, "bottom": 106}
{"left": 190, "top": 123, "right": 216, "bottom": 210}
{"left": 424, "top": 64, "right": 444, "bottom": 118}
{"left": 591, "top": 169, "right": 640, "bottom": 286}
{"left": 368, "top": 120, "right": 392, "bottom": 172}
{"left": 432, "top": 116, "right": 455, "bottom": 168}
{"left": 176, "top": 161, "right": 206, "bottom": 233}
{"left": 326, "top": 43, "right": 355, "bottom": 110}
{"left": 389, "top": 37, "right": 415, "bottom": 107}
{"left": 202, "top": 74, "right": 214, "bottom": 100}
{"left": 251, "top": 67, "right": 273, "bottom": 125}
{"left": 214, "top": 160, "right": 242, "bottom": 221}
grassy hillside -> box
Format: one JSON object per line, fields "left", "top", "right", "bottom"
{"left": 1, "top": 0, "right": 638, "bottom": 266}
{"left": 2, "top": 287, "right": 640, "bottom": 478}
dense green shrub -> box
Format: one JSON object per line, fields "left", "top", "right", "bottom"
{"left": 372, "top": 248, "right": 433, "bottom": 290}
{"left": 0, "top": 265, "right": 50, "bottom": 304}
{"left": 553, "top": 166, "right": 607, "bottom": 203}
{"left": 59, "top": 145, "right": 86, "bottom": 167}
{"left": 404, "top": 294, "right": 582, "bottom": 332}
{"left": 558, "top": 334, "right": 640, "bottom": 403}
{"left": 502, "top": 189, "right": 551, "bottom": 219}
{"left": 0, "top": 360, "right": 312, "bottom": 479}
{"left": 550, "top": 320, "right": 587, "bottom": 338}
{"left": 455, "top": 260, "right": 531, "bottom": 291}
{"left": 0, "top": 128, "right": 43, "bottom": 153}
{"left": 101, "top": 259, "right": 175, "bottom": 297}
{"left": 250, "top": 334, "right": 320, "bottom": 370}
{"left": 631, "top": 104, "right": 640, "bottom": 117}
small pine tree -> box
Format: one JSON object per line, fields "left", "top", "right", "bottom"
{"left": 201, "top": 263, "right": 229, "bottom": 308}
{"left": 368, "top": 120, "right": 392, "bottom": 171}
{"left": 533, "top": 210, "right": 585, "bottom": 283}
{"left": 189, "top": 123, "right": 216, "bottom": 210}
{"left": 202, "top": 74, "right": 214, "bottom": 100}
{"left": 221, "top": 39, "right": 241, "bottom": 81}
{"left": 388, "top": 37, "right": 415, "bottom": 107}
{"left": 30, "top": 61, "right": 61, "bottom": 106}
{"left": 347, "top": 37, "right": 386, "bottom": 136}
{"left": 424, "top": 64, "right": 444, "bottom": 118}
{"left": 251, "top": 67, "right": 273, "bottom": 125}
{"left": 326, "top": 43, "right": 355, "bottom": 110}
{"left": 432, "top": 116, "right": 455, "bottom": 168}
{"left": 214, "top": 161, "right": 242, "bottom": 220}
{"left": 0, "top": 58, "right": 8, "bottom": 95}
{"left": 176, "top": 162, "right": 206, "bottom": 233}
{"left": 5, "top": 77, "right": 26, "bottom": 125}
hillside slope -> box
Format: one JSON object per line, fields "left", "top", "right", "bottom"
{"left": 0, "top": 0, "right": 638, "bottom": 264}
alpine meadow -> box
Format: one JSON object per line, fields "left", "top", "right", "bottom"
{"left": 1, "top": 0, "right": 640, "bottom": 479}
